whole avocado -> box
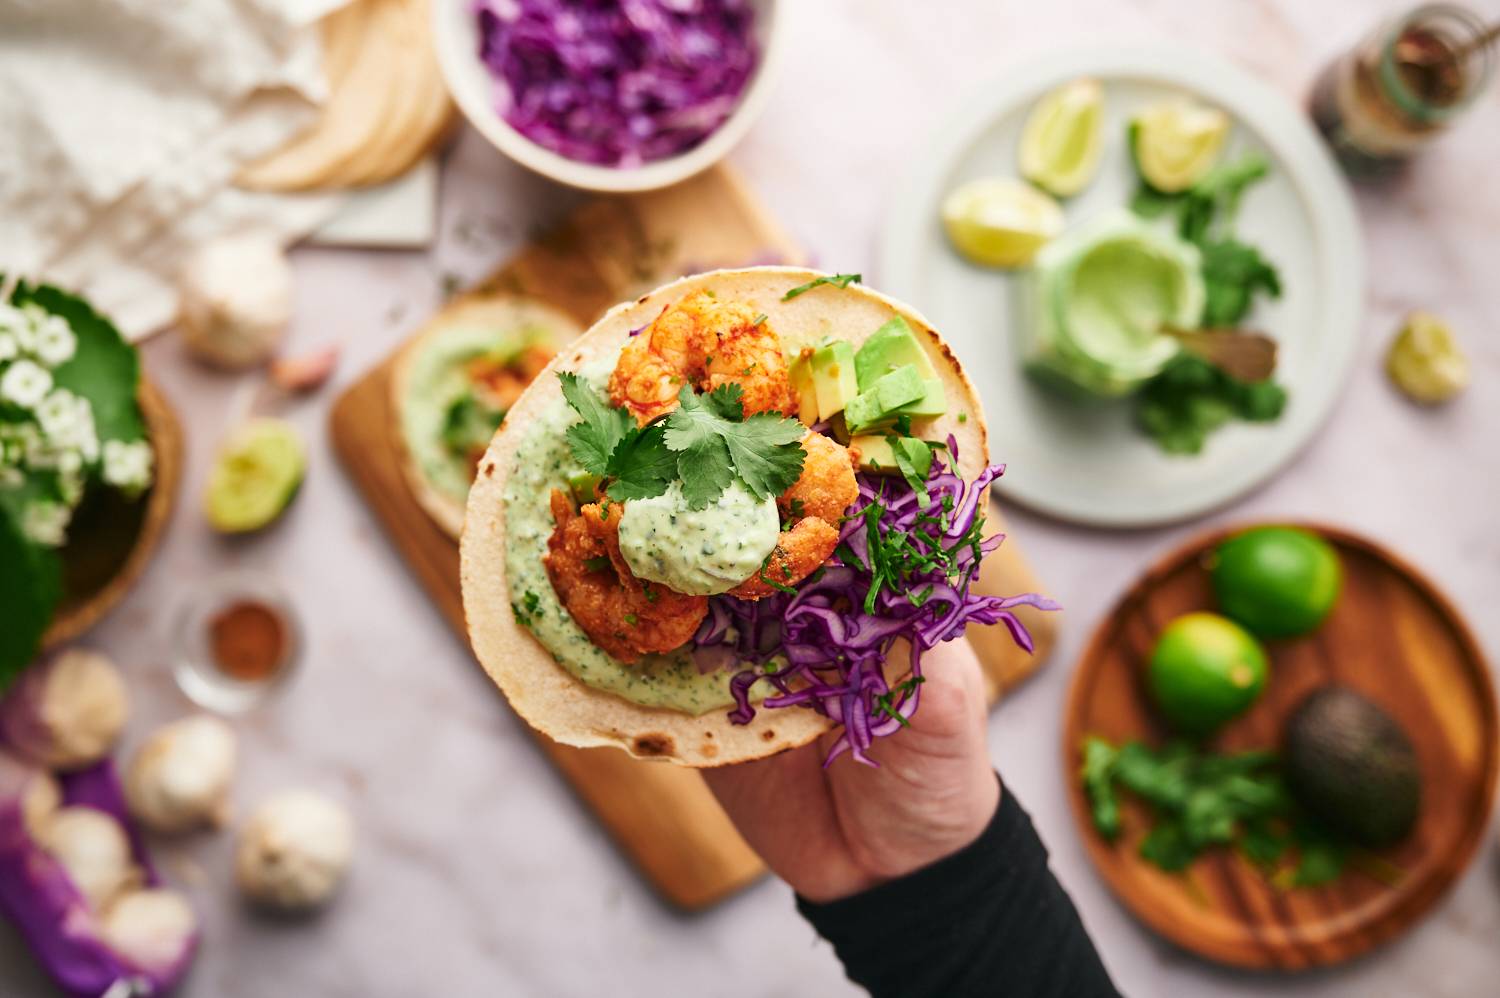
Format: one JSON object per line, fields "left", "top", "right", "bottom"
{"left": 1283, "top": 687, "right": 1421, "bottom": 847}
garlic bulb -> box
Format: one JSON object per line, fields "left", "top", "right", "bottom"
{"left": 0, "top": 748, "right": 61, "bottom": 841}
{"left": 177, "top": 232, "right": 293, "bottom": 369}
{"left": 40, "top": 806, "right": 141, "bottom": 911}
{"left": 124, "top": 716, "right": 237, "bottom": 834}
{"left": 100, "top": 888, "right": 199, "bottom": 977}
{"left": 235, "top": 790, "right": 354, "bottom": 910}
{"left": 0, "top": 648, "right": 130, "bottom": 770}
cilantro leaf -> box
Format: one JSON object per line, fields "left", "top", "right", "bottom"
{"left": 1080, "top": 736, "right": 1122, "bottom": 840}
{"left": 1135, "top": 354, "right": 1287, "bottom": 455}
{"left": 664, "top": 386, "right": 805, "bottom": 508}
{"left": 781, "top": 273, "right": 862, "bottom": 301}
{"left": 1199, "top": 239, "right": 1283, "bottom": 327}
{"left": 604, "top": 422, "right": 676, "bottom": 501}
{"left": 559, "top": 372, "right": 634, "bottom": 476}
{"left": 722, "top": 412, "right": 805, "bottom": 501}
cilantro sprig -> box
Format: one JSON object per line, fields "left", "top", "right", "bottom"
{"left": 781, "top": 273, "right": 862, "bottom": 301}
{"left": 558, "top": 375, "right": 806, "bottom": 510}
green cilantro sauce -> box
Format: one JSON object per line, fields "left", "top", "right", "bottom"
{"left": 501, "top": 364, "right": 739, "bottom": 715}
{"left": 619, "top": 481, "right": 778, "bottom": 596}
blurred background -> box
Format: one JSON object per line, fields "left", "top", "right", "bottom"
{"left": 1, "top": 0, "right": 1497, "bottom": 995}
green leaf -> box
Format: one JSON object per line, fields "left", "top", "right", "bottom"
{"left": 663, "top": 386, "right": 805, "bottom": 508}
{"left": 604, "top": 422, "right": 677, "bottom": 501}
{"left": 722, "top": 412, "right": 806, "bottom": 501}
{"left": 781, "top": 273, "right": 862, "bottom": 301}
{"left": 1199, "top": 238, "right": 1283, "bottom": 327}
{"left": 559, "top": 372, "right": 634, "bottom": 476}
{"left": 1080, "top": 736, "right": 1122, "bottom": 840}
{"left": 1129, "top": 183, "right": 1180, "bottom": 219}
{"left": 441, "top": 392, "right": 503, "bottom": 456}
{"left": 17, "top": 282, "right": 144, "bottom": 444}
{"left": 1135, "top": 354, "right": 1287, "bottom": 455}
{"left": 1139, "top": 821, "right": 1196, "bottom": 872}
{"left": 0, "top": 509, "right": 62, "bottom": 687}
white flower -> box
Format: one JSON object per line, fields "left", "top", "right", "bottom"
{"left": 35, "top": 388, "right": 82, "bottom": 438}
{"left": 102, "top": 439, "right": 153, "bottom": 497}
{"left": 0, "top": 332, "right": 16, "bottom": 361}
{"left": 0, "top": 304, "right": 26, "bottom": 337}
{"left": 13, "top": 305, "right": 43, "bottom": 354}
{"left": 1, "top": 359, "right": 52, "bottom": 409}
{"left": 21, "top": 499, "right": 70, "bottom": 547}
{"left": 34, "top": 315, "right": 76, "bottom": 368}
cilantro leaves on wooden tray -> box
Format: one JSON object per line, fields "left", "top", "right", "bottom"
{"left": 559, "top": 374, "right": 805, "bottom": 509}
{"left": 1080, "top": 737, "right": 1368, "bottom": 888}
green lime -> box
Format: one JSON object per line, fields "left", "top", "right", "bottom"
{"left": 941, "top": 177, "right": 1064, "bottom": 269}
{"left": 1130, "top": 98, "right": 1229, "bottom": 193}
{"left": 1211, "top": 526, "right": 1342, "bottom": 638}
{"left": 1019, "top": 77, "right": 1104, "bottom": 197}
{"left": 205, "top": 419, "right": 305, "bottom": 533}
{"left": 1148, "top": 612, "right": 1269, "bottom": 736}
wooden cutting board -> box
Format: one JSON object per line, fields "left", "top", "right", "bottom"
{"left": 331, "top": 165, "right": 1058, "bottom": 909}
{"left": 1063, "top": 522, "right": 1497, "bottom": 968}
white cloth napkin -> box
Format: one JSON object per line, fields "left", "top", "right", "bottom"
{"left": 0, "top": 0, "right": 350, "bottom": 340}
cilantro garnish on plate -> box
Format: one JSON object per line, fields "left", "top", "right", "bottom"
{"left": 558, "top": 374, "right": 806, "bottom": 510}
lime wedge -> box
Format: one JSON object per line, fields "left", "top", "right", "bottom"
{"left": 1386, "top": 312, "right": 1469, "bottom": 404}
{"left": 1019, "top": 78, "right": 1103, "bottom": 197}
{"left": 1130, "top": 99, "right": 1229, "bottom": 193}
{"left": 205, "top": 419, "right": 306, "bottom": 533}
{"left": 941, "top": 178, "right": 1064, "bottom": 269}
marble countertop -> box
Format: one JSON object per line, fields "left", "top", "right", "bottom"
{"left": 5, "top": 0, "right": 1499, "bottom": 994}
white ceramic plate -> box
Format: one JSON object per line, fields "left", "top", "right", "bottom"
{"left": 879, "top": 47, "right": 1363, "bottom": 529}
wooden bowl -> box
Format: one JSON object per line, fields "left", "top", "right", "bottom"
{"left": 42, "top": 377, "right": 181, "bottom": 647}
{"left": 1063, "top": 522, "right": 1498, "bottom": 970}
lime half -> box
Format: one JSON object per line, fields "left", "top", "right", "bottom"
{"left": 1019, "top": 78, "right": 1103, "bottom": 197}
{"left": 1130, "top": 99, "right": 1229, "bottom": 193}
{"left": 205, "top": 419, "right": 306, "bottom": 533}
{"left": 1386, "top": 312, "right": 1469, "bottom": 405}
{"left": 941, "top": 178, "right": 1064, "bottom": 269}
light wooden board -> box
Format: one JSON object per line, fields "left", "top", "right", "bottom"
{"left": 331, "top": 165, "right": 1058, "bottom": 908}
{"left": 1063, "top": 522, "right": 1498, "bottom": 969}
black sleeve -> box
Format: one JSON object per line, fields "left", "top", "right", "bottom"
{"left": 796, "top": 781, "right": 1120, "bottom": 998}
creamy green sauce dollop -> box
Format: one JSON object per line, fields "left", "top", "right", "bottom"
{"left": 1024, "top": 211, "right": 1205, "bottom": 398}
{"left": 502, "top": 363, "right": 739, "bottom": 715}
{"left": 619, "top": 481, "right": 779, "bottom": 596}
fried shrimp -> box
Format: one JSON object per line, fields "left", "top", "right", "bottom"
{"left": 543, "top": 490, "right": 707, "bottom": 663}
{"left": 608, "top": 291, "right": 798, "bottom": 425}
{"left": 470, "top": 343, "right": 555, "bottom": 413}
{"left": 730, "top": 432, "right": 859, "bottom": 600}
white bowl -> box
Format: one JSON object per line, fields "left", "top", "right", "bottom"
{"left": 431, "top": 0, "right": 786, "bottom": 193}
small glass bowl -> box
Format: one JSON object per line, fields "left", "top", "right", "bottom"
{"left": 172, "top": 570, "right": 303, "bottom": 714}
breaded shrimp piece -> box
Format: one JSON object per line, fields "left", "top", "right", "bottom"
{"left": 543, "top": 491, "right": 706, "bottom": 662}
{"left": 729, "top": 432, "right": 859, "bottom": 600}
{"left": 608, "top": 291, "right": 797, "bottom": 425}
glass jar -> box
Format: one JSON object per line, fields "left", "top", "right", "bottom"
{"left": 1310, "top": 4, "right": 1495, "bottom": 174}
{"left": 172, "top": 570, "right": 302, "bottom": 714}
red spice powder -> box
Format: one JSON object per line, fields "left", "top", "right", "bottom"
{"left": 209, "top": 600, "right": 287, "bottom": 682}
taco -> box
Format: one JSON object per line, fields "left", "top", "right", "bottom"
{"left": 460, "top": 269, "right": 1053, "bottom": 766}
{"left": 392, "top": 297, "right": 582, "bottom": 539}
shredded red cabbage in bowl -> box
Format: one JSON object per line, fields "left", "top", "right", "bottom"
{"left": 694, "top": 438, "right": 1060, "bottom": 766}
{"left": 473, "top": 0, "right": 760, "bottom": 168}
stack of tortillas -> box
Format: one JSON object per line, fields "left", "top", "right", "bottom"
{"left": 237, "top": 0, "right": 455, "bottom": 191}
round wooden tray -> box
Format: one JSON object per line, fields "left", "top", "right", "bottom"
{"left": 1063, "top": 522, "right": 1498, "bottom": 970}
{"left": 43, "top": 377, "right": 181, "bottom": 648}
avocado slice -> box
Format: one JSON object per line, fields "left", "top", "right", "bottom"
{"left": 894, "top": 376, "right": 948, "bottom": 418}
{"left": 810, "top": 339, "right": 859, "bottom": 420}
{"left": 850, "top": 434, "right": 936, "bottom": 478}
{"left": 844, "top": 364, "right": 926, "bottom": 433}
{"left": 789, "top": 350, "right": 820, "bottom": 425}
{"left": 855, "top": 317, "right": 938, "bottom": 387}
{"left": 1283, "top": 686, "right": 1421, "bottom": 848}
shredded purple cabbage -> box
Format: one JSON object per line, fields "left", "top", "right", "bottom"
{"left": 473, "top": 0, "right": 759, "bottom": 167}
{"left": 694, "top": 438, "right": 1060, "bottom": 766}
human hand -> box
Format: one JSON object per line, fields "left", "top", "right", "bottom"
{"left": 702, "top": 638, "right": 1000, "bottom": 903}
